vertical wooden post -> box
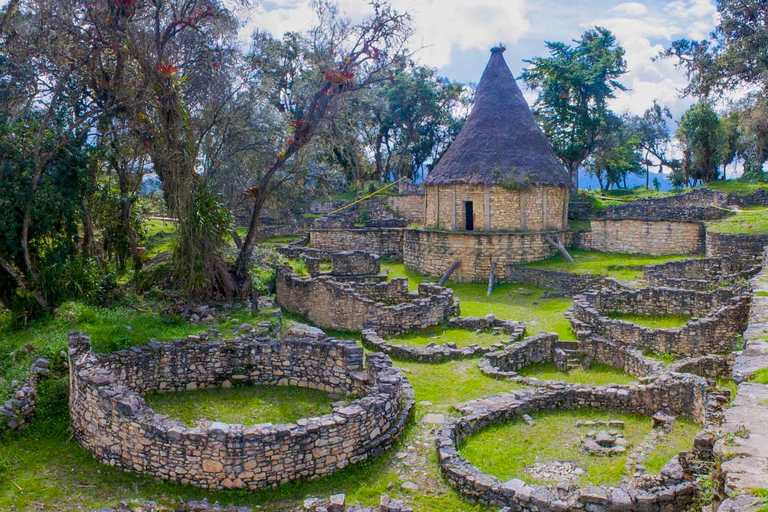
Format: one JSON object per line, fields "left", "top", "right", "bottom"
{"left": 562, "top": 189, "right": 569, "bottom": 229}
{"left": 435, "top": 185, "right": 440, "bottom": 229}
{"left": 520, "top": 190, "right": 527, "bottom": 230}
{"left": 542, "top": 187, "right": 548, "bottom": 230}
{"left": 452, "top": 185, "right": 457, "bottom": 230}
{"left": 484, "top": 185, "right": 491, "bottom": 231}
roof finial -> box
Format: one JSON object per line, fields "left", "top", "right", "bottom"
{"left": 490, "top": 43, "right": 506, "bottom": 54}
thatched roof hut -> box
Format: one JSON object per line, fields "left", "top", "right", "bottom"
{"left": 422, "top": 47, "right": 570, "bottom": 232}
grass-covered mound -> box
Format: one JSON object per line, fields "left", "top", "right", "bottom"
{"left": 707, "top": 206, "right": 768, "bottom": 235}
{"left": 145, "top": 385, "right": 338, "bottom": 427}
{"left": 521, "top": 249, "right": 695, "bottom": 281}
{"left": 387, "top": 326, "right": 503, "bottom": 349}
{"left": 515, "top": 362, "right": 636, "bottom": 386}
{"left": 458, "top": 409, "right": 700, "bottom": 487}
{"left": 606, "top": 312, "right": 692, "bottom": 329}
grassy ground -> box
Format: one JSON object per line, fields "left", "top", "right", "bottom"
{"left": 387, "top": 327, "right": 505, "bottom": 349}
{"left": 458, "top": 409, "right": 699, "bottom": 487}
{"left": 703, "top": 180, "right": 768, "bottom": 195}
{"left": 145, "top": 385, "right": 339, "bottom": 427}
{"left": 521, "top": 249, "right": 695, "bottom": 281}
{"left": 707, "top": 206, "right": 768, "bottom": 235}
{"left": 516, "top": 362, "right": 636, "bottom": 385}
{"left": 606, "top": 312, "right": 692, "bottom": 329}
{"left": 382, "top": 263, "right": 575, "bottom": 341}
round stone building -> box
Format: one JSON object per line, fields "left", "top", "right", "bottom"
{"left": 404, "top": 47, "right": 572, "bottom": 282}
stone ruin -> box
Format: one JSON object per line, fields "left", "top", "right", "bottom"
{"left": 67, "top": 331, "right": 414, "bottom": 490}
{"left": 361, "top": 314, "right": 526, "bottom": 363}
{"left": 437, "top": 374, "right": 726, "bottom": 512}
{"left": 568, "top": 286, "right": 751, "bottom": 357}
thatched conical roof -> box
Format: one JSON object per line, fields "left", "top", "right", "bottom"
{"left": 425, "top": 47, "right": 570, "bottom": 188}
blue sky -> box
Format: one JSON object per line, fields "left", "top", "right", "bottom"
{"left": 244, "top": 0, "right": 720, "bottom": 119}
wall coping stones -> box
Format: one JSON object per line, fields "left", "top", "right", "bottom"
{"left": 504, "top": 267, "right": 628, "bottom": 295}
{"left": 68, "top": 331, "right": 414, "bottom": 490}
{"left": 437, "top": 375, "right": 722, "bottom": 511}
{"left": 568, "top": 286, "right": 751, "bottom": 357}
{"left": 361, "top": 315, "right": 525, "bottom": 363}
{"left": 643, "top": 257, "right": 761, "bottom": 291}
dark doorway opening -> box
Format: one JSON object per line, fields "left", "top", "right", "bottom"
{"left": 465, "top": 201, "right": 474, "bottom": 231}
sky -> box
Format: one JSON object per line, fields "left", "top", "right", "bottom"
{"left": 242, "top": 0, "right": 720, "bottom": 119}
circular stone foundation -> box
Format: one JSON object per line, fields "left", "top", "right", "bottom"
{"left": 437, "top": 375, "right": 722, "bottom": 511}
{"left": 568, "top": 287, "right": 750, "bottom": 357}
{"left": 478, "top": 334, "right": 664, "bottom": 385}
{"left": 67, "top": 331, "right": 413, "bottom": 490}
{"left": 362, "top": 315, "right": 525, "bottom": 362}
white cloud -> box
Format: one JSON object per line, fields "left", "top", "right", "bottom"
{"left": 243, "top": 0, "right": 530, "bottom": 68}
{"left": 610, "top": 2, "right": 648, "bottom": 16}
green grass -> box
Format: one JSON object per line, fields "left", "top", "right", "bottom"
{"left": 521, "top": 249, "right": 695, "bottom": 281}
{"left": 387, "top": 326, "right": 505, "bottom": 349}
{"left": 0, "top": 383, "right": 491, "bottom": 511}
{"left": 516, "top": 362, "right": 636, "bottom": 385}
{"left": 260, "top": 236, "right": 300, "bottom": 246}
{"left": 458, "top": 409, "right": 698, "bottom": 487}
{"left": 382, "top": 263, "right": 575, "bottom": 341}
{"left": 145, "top": 385, "right": 339, "bottom": 427}
{"left": 750, "top": 368, "right": 768, "bottom": 384}
{"left": 707, "top": 206, "right": 768, "bottom": 235}
{"left": 643, "top": 351, "right": 679, "bottom": 365}
{"left": 752, "top": 488, "right": 768, "bottom": 512}
{"left": 396, "top": 359, "right": 526, "bottom": 405}
{"left": 703, "top": 180, "right": 768, "bottom": 195}
{"left": 606, "top": 312, "right": 692, "bottom": 329}
{"left": 643, "top": 418, "right": 701, "bottom": 474}
{"left": 144, "top": 219, "right": 177, "bottom": 258}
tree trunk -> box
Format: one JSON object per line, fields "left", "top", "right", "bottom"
{"left": 0, "top": 254, "right": 49, "bottom": 310}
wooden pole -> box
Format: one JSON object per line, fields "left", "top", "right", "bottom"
{"left": 439, "top": 260, "right": 461, "bottom": 286}
{"left": 545, "top": 235, "right": 574, "bottom": 263}
{"left": 487, "top": 261, "right": 497, "bottom": 296}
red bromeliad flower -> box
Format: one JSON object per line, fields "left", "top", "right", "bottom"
{"left": 285, "top": 138, "right": 295, "bottom": 146}
{"left": 290, "top": 119, "right": 305, "bottom": 130}
{"left": 156, "top": 65, "right": 179, "bottom": 77}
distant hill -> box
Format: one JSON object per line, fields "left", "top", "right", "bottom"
{"left": 578, "top": 169, "right": 675, "bottom": 192}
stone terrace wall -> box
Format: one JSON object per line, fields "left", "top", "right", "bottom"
{"left": 331, "top": 251, "right": 380, "bottom": 276}
{"left": 569, "top": 287, "right": 750, "bottom": 357}
{"left": 387, "top": 195, "right": 424, "bottom": 222}
{"left": 706, "top": 231, "right": 768, "bottom": 264}
{"left": 310, "top": 228, "right": 404, "bottom": 260}
{"left": 605, "top": 203, "right": 727, "bottom": 222}
{"left": 403, "top": 229, "right": 567, "bottom": 283}
{"left": 276, "top": 269, "right": 458, "bottom": 334}
{"left": 715, "top": 250, "right": 768, "bottom": 511}
{"left": 644, "top": 257, "right": 760, "bottom": 290}
{"left": 577, "top": 219, "right": 705, "bottom": 255}
{"left": 68, "top": 331, "right": 414, "bottom": 491}
{"left": 504, "top": 267, "right": 625, "bottom": 294}
{"left": 437, "top": 375, "right": 714, "bottom": 511}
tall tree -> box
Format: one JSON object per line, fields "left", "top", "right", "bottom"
{"left": 585, "top": 114, "right": 644, "bottom": 190}
{"left": 675, "top": 102, "right": 722, "bottom": 186}
{"left": 234, "top": 1, "right": 412, "bottom": 287}
{"left": 521, "top": 27, "right": 628, "bottom": 189}
{"left": 626, "top": 102, "right": 673, "bottom": 188}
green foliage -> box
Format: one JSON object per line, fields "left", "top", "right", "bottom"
{"left": 605, "top": 312, "right": 692, "bottom": 329}
{"left": 674, "top": 102, "right": 722, "bottom": 186}
{"left": 585, "top": 113, "right": 645, "bottom": 190}
{"left": 516, "top": 362, "right": 636, "bottom": 385}
{"left": 707, "top": 206, "right": 768, "bottom": 235}
{"left": 172, "top": 183, "right": 234, "bottom": 297}
{"left": 749, "top": 368, "right": 768, "bottom": 384}
{"left": 387, "top": 327, "right": 504, "bottom": 349}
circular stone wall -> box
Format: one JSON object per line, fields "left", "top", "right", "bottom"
{"left": 436, "top": 375, "right": 720, "bottom": 512}
{"left": 361, "top": 315, "right": 525, "bottom": 362}
{"left": 67, "top": 331, "right": 414, "bottom": 490}
{"left": 568, "top": 287, "right": 750, "bottom": 357}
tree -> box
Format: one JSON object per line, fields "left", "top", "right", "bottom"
{"left": 675, "top": 102, "right": 722, "bottom": 186}
{"left": 233, "top": 1, "right": 412, "bottom": 287}
{"left": 521, "top": 27, "right": 628, "bottom": 189}
{"left": 585, "top": 114, "right": 644, "bottom": 190}
{"left": 625, "top": 102, "right": 673, "bottom": 188}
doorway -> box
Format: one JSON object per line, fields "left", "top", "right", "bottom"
{"left": 464, "top": 201, "right": 474, "bottom": 231}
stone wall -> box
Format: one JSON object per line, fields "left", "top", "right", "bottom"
{"left": 436, "top": 374, "right": 717, "bottom": 511}
{"left": 569, "top": 287, "right": 751, "bottom": 357}
{"left": 644, "top": 257, "right": 760, "bottom": 290}
{"left": 706, "top": 231, "right": 768, "bottom": 263}
{"left": 387, "top": 195, "right": 424, "bottom": 222}
{"left": 68, "top": 331, "right": 414, "bottom": 490}
{"left": 403, "top": 229, "right": 567, "bottom": 282}
{"left": 504, "top": 267, "right": 626, "bottom": 294}
{"left": 308, "top": 201, "right": 347, "bottom": 215}
{"left": 577, "top": 219, "right": 705, "bottom": 256}
{"left": 0, "top": 375, "right": 37, "bottom": 434}
{"left": 605, "top": 203, "right": 727, "bottom": 222}
{"left": 425, "top": 184, "right": 568, "bottom": 231}
{"left": 276, "top": 269, "right": 458, "bottom": 334}
{"left": 310, "top": 228, "right": 404, "bottom": 259}
{"left": 331, "top": 251, "right": 380, "bottom": 276}
{"left": 360, "top": 316, "right": 525, "bottom": 363}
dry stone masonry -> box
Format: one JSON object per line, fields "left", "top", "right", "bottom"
{"left": 568, "top": 286, "right": 750, "bottom": 357}
{"left": 276, "top": 268, "right": 458, "bottom": 334}
{"left": 643, "top": 257, "right": 760, "bottom": 290}
{"left": 361, "top": 315, "right": 525, "bottom": 363}
{"left": 437, "top": 375, "right": 723, "bottom": 512}
{"left": 68, "top": 331, "right": 414, "bottom": 490}
{"left": 576, "top": 219, "right": 705, "bottom": 256}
